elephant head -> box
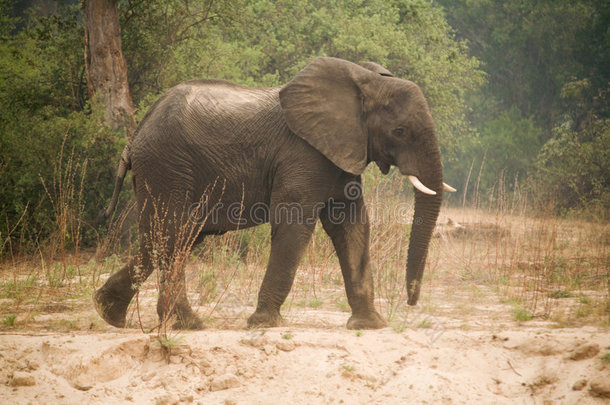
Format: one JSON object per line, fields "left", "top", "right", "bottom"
{"left": 280, "top": 57, "right": 453, "bottom": 305}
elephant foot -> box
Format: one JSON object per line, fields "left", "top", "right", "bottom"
{"left": 346, "top": 311, "right": 387, "bottom": 330}
{"left": 93, "top": 287, "right": 130, "bottom": 328}
{"left": 172, "top": 305, "right": 205, "bottom": 330}
{"left": 247, "top": 309, "right": 283, "bottom": 328}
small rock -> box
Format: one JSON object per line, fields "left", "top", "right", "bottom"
{"left": 147, "top": 344, "right": 166, "bottom": 362}
{"left": 225, "top": 365, "right": 238, "bottom": 375}
{"left": 41, "top": 341, "right": 50, "bottom": 357}
{"left": 202, "top": 367, "right": 215, "bottom": 377}
{"left": 590, "top": 375, "right": 610, "bottom": 398}
{"left": 142, "top": 371, "right": 157, "bottom": 382}
{"left": 10, "top": 371, "right": 35, "bottom": 387}
{"left": 72, "top": 378, "right": 93, "bottom": 391}
{"left": 210, "top": 374, "right": 241, "bottom": 391}
{"left": 276, "top": 340, "right": 296, "bottom": 352}
{"left": 240, "top": 333, "right": 267, "bottom": 348}
{"left": 199, "top": 359, "right": 215, "bottom": 376}
{"left": 155, "top": 393, "right": 180, "bottom": 405}
{"left": 356, "top": 372, "right": 377, "bottom": 383}
{"left": 117, "top": 337, "right": 149, "bottom": 358}
{"left": 569, "top": 343, "right": 600, "bottom": 361}
{"left": 26, "top": 360, "right": 39, "bottom": 371}
{"left": 572, "top": 379, "right": 587, "bottom": 391}
{"left": 263, "top": 344, "right": 276, "bottom": 355}
{"left": 180, "top": 394, "right": 194, "bottom": 403}
{"left": 168, "top": 344, "right": 192, "bottom": 357}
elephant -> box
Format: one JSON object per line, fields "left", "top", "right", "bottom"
{"left": 93, "top": 57, "right": 455, "bottom": 330}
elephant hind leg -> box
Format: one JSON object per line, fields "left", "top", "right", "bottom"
{"left": 93, "top": 256, "right": 149, "bottom": 328}
{"left": 93, "top": 284, "right": 131, "bottom": 328}
{"left": 156, "top": 268, "right": 205, "bottom": 330}
{"left": 154, "top": 229, "right": 205, "bottom": 330}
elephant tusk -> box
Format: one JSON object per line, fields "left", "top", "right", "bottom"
{"left": 443, "top": 182, "right": 457, "bottom": 192}
{"left": 407, "top": 175, "right": 437, "bottom": 195}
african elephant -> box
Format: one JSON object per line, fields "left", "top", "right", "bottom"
{"left": 93, "top": 57, "right": 454, "bottom": 330}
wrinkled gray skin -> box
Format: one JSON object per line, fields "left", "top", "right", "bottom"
{"left": 94, "top": 57, "right": 443, "bottom": 330}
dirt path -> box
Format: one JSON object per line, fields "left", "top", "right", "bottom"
{"left": 1, "top": 308, "right": 609, "bottom": 404}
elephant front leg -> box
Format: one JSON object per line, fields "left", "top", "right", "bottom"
{"left": 320, "top": 197, "right": 386, "bottom": 330}
{"left": 248, "top": 222, "right": 316, "bottom": 328}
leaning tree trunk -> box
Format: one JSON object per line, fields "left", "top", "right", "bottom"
{"left": 83, "top": 0, "right": 135, "bottom": 136}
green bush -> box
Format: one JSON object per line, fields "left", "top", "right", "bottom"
{"left": 533, "top": 119, "right": 610, "bottom": 220}
{"left": 0, "top": 4, "right": 125, "bottom": 254}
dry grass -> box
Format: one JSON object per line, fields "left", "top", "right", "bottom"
{"left": 39, "top": 130, "right": 88, "bottom": 274}
{"left": 0, "top": 169, "right": 608, "bottom": 332}
{"left": 435, "top": 206, "right": 609, "bottom": 325}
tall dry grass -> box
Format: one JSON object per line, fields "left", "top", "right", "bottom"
{"left": 186, "top": 169, "right": 609, "bottom": 328}
{"left": 1, "top": 164, "right": 608, "bottom": 331}
{"left": 432, "top": 170, "right": 609, "bottom": 326}
{"left": 39, "top": 131, "right": 88, "bottom": 273}
{"left": 90, "top": 168, "right": 610, "bottom": 330}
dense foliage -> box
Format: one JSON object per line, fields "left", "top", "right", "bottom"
{"left": 438, "top": 0, "right": 609, "bottom": 217}
{"left": 120, "top": 0, "right": 482, "bottom": 148}
{"left": 1, "top": 0, "right": 481, "bottom": 254}
{"left": 1, "top": 0, "right": 608, "bottom": 255}
{"left": 0, "top": 2, "right": 122, "bottom": 253}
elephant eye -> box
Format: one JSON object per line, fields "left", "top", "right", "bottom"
{"left": 392, "top": 127, "right": 405, "bottom": 138}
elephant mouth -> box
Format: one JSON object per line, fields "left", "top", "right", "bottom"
{"left": 395, "top": 165, "right": 437, "bottom": 195}
{"left": 397, "top": 167, "right": 456, "bottom": 195}
{"left": 375, "top": 161, "right": 391, "bottom": 174}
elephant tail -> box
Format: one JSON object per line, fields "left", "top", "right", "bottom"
{"left": 96, "top": 144, "right": 131, "bottom": 224}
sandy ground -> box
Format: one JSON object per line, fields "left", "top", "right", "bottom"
{"left": 1, "top": 212, "right": 608, "bottom": 403}
{"left": 1, "top": 302, "right": 609, "bottom": 404}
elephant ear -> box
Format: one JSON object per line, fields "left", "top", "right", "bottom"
{"left": 280, "top": 57, "right": 376, "bottom": 175}
{"left": 358, "top": 61, "right": 394, "bottom": 77}
{"left": 358, "top": 61, "right": 393, "bottom": 175}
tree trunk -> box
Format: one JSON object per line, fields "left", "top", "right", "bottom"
{"left": 83, "top": 0, "right": 135, "bottom": 136}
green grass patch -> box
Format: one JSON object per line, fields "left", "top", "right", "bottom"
{"left": 549, "top": 290, "right": 572, "bottom": 298}
{"left": 158, "top": 335, "right": 184, "bottom": 349}
{"left": 2, "top": 314, "right": 16, "bottom": 326}
{"left": 512, "top": 307, "right": 534, "bottom": 322}
{"left": 308, "top": 297, "right": 323, "bottom": 308}
{"left": 418, "top": 319, "right": 433, "bottom": 328}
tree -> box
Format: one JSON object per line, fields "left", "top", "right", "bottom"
{"left": 83, "top": 0, "right": 135, "bottom": 135}
{"left": 437, "top": 0, "right": 609, "bottom": 213}
{"left": 0, "top": 0, "right": 484, "bottom": 254}
{"left": 0, "top": 2, "right": 121, "bottom": 253}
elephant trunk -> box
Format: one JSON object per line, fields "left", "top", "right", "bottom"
{"left": 405, "top": 142, "right": 443, "bottom": 305}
